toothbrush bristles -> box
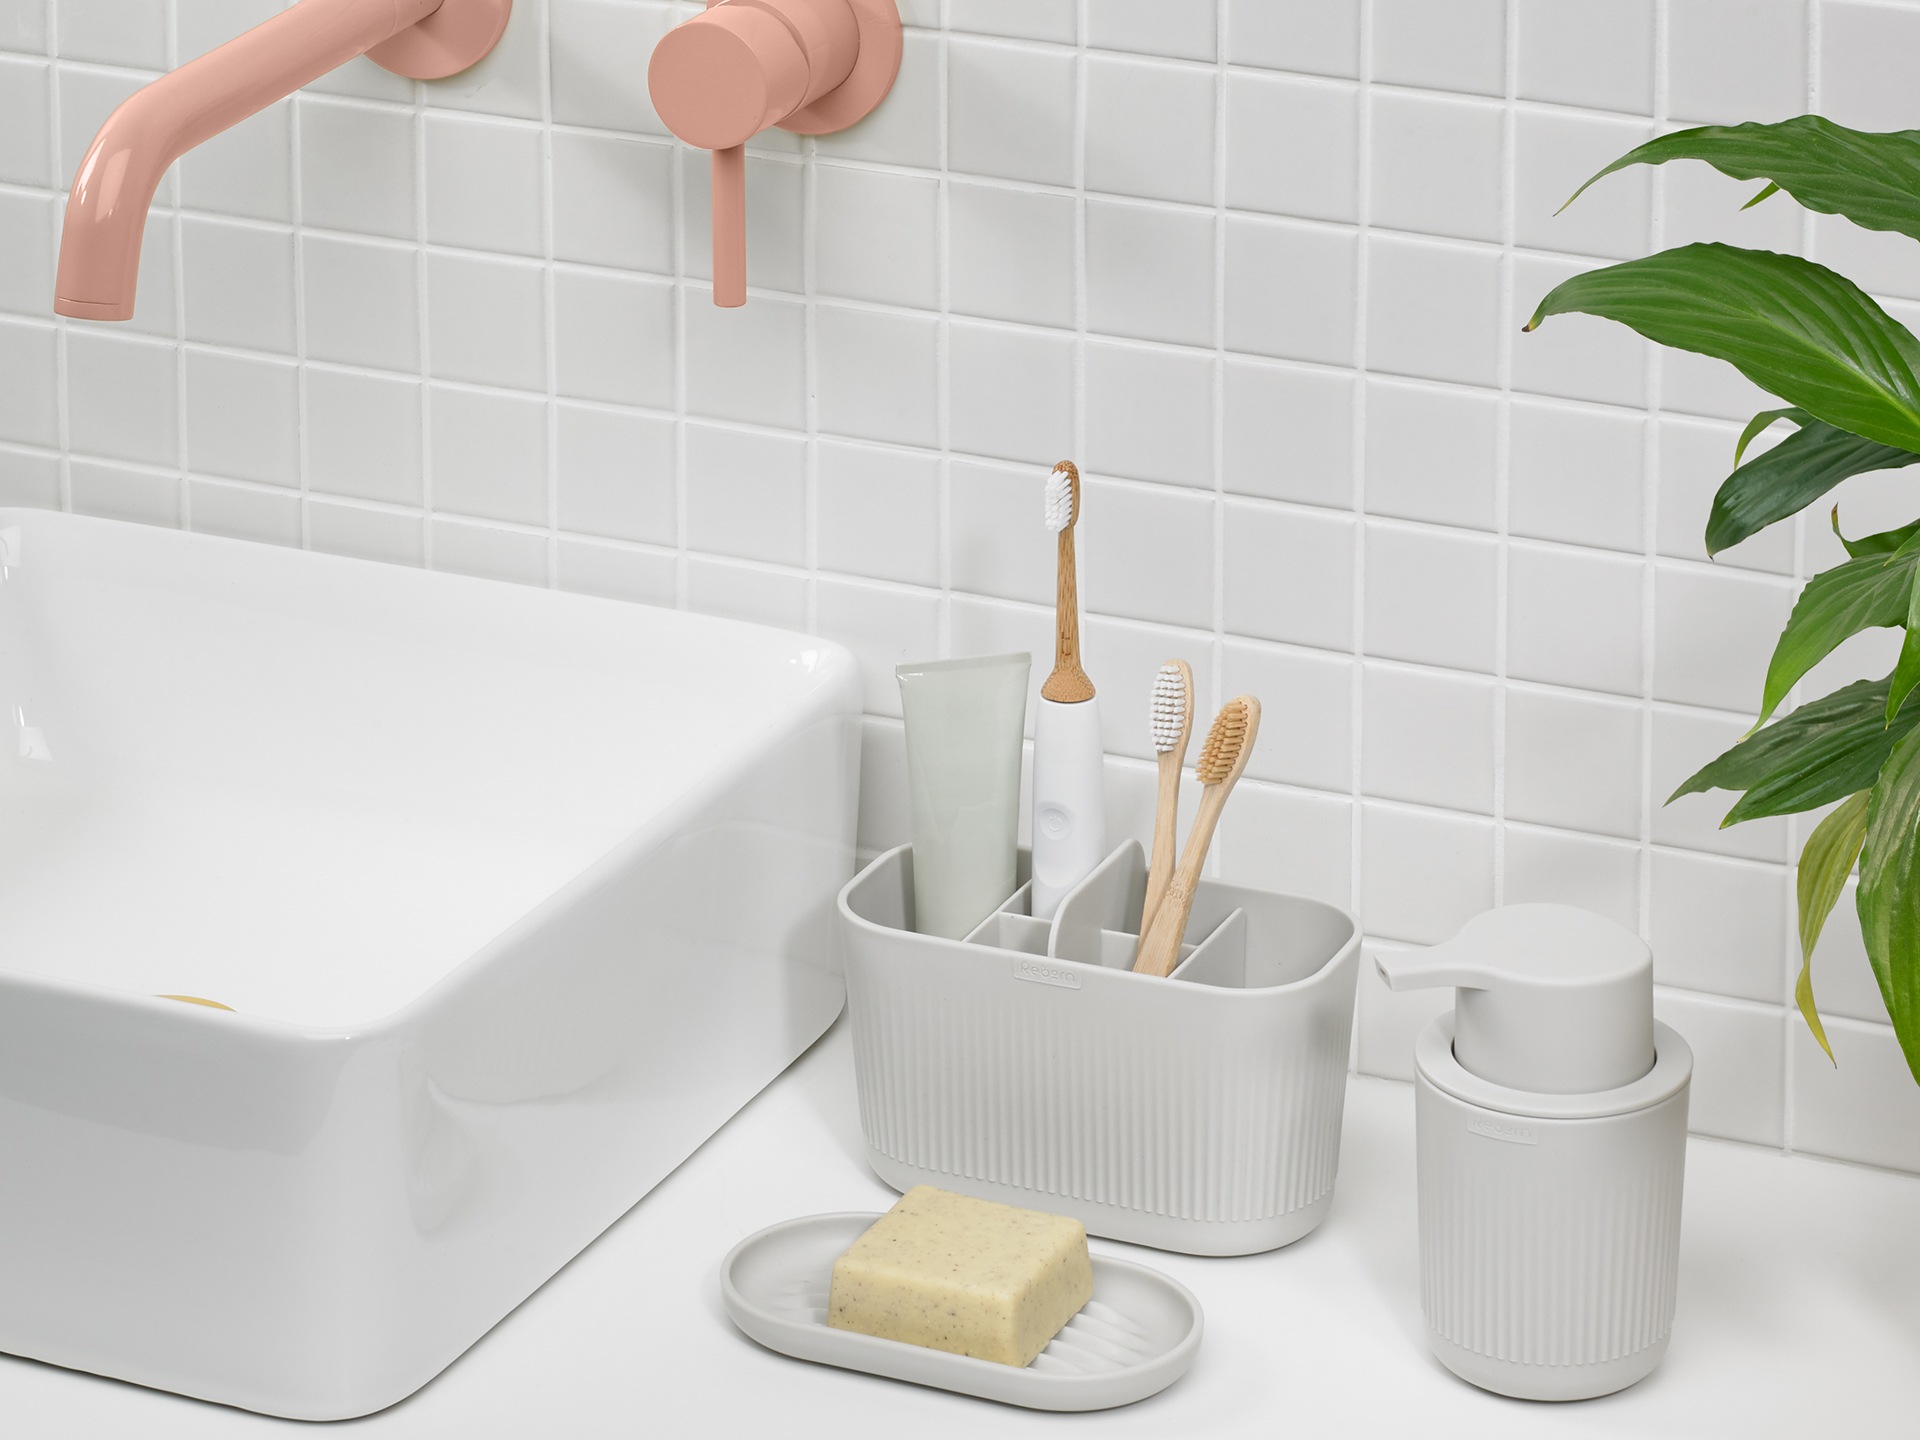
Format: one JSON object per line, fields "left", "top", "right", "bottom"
{"left": 1150, "top": 663, "right": 1187, "bottom": 753}
{"left": 1195, "top": 698, "right": 1253, "bottom": 784}
{"left": 1044, "top": 463, "right": 1075, "bottom": 533}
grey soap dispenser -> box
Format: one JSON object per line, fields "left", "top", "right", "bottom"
{"left": 1376, "top": 904, "right": 1693, "bottom": 1402}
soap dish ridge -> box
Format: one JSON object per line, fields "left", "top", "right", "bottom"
{"left": 721, "top": 1212, "right": 1202, "bottom": 1411}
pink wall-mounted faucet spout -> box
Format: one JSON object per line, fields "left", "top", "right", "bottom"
{"left": 54, "top": 0, "right": 511, "bottom": 322}
{"left": 649, "top": 0, "right": 902, "bottom": 307}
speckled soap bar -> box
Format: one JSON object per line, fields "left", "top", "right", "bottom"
{"left": 827, "top": 1186, "right": 1094, "bottom": 1368}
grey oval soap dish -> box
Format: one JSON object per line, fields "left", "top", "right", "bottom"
{"left": 720, "top": 1213, "right": 1203, "bottom": 1411}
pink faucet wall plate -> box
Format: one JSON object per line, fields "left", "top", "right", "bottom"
{"left": 649, "top": 0, "right": 902, "bottom": 306}
{"left": 369, "top": 0, "right": 512, "bottom": 79}
{"left": 54, "top": 0, "right": 511, "bottom": 323}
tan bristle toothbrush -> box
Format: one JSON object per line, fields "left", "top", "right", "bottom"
{"left": 1140, "top": 660, "right": 1194, "bottom": 938}
{"left": 1031, "top": 461, "right": 1106, "bottom": 920}
{"left": 1133, "top": 696, "right": 1261, "bottom": 978}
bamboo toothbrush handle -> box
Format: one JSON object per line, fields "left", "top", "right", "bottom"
{"left": 1133, "top": 783, "right": 1230, "bottom": 978}
{"left": 1042, "top": 528, "right": 1093, "bottom": 702}
{"left": 1055, "top": 528, "right": 1078, "bottom": 671}
{"left": 1141, "top": 749, "right": 1181, "bottom": 936}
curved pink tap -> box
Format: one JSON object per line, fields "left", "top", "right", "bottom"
{"left": 55, "top": 0, "right": 445, "bottom": 321}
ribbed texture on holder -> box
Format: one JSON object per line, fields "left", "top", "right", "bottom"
{"left": 838, "top": 843, "right": 1360, "bottom": 1253}
{"left": 1416, "top": 1088, "right": 1687, "bottom": 1369}
{"left": 847, "top": 956, "right": 1350, "bottom": 1226}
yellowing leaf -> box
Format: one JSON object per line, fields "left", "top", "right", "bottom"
{"left": 1796, "top": 792, "right": 1870, "bottom": 1064}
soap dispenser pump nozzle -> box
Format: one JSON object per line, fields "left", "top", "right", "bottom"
{"left": 1376, "top": 903, "right": 1654, "bottom": 1095}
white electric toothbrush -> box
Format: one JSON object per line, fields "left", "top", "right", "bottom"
{"left": 1031, "top": 461, "right": 1105, "bottom": 921}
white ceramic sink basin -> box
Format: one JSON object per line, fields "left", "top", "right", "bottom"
{"left": 0, "top": 509, "right": 861, "bottom": 1419}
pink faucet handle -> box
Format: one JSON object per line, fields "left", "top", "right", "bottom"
{"left": 712, "top": 146, "right": 748, "bottom": 308}
{"left": 648, "top": 0, "right": 901, "bottom": 308}
{"left": 649, "top": 3, "right": 817, "bottom": 152}
{"left": 649, "top": 0, "right": 820, "bottom": 307}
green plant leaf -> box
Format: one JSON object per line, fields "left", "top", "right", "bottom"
{"left": 1833, "top": 507, "right": 1920, "bottom": 558}
{"left": 1707, "top": 415, "right": 1920, "bottom": 555}
{"left": 1892, "top": 637, "right": 1920, "bottom": 722}
{"left": 1892, "top": 581, "right": 1920, "bottom": 722}
{"left": 1670, "top": 676, "right": 1920, "bottom": 822}
{"left": 1797, "top": 790, "right": 1871, "bottom": 1064}
{"left": 1742, "top": 181, "right": 1783, "bottom": 210}
{"left": 1758, "top": 552, "right": 1919, "bottom": 725}
{"left": 1560, "top": 117, "right": 1920, "bottom": 242}
{"left": 1733, "top": 406, "right": 1809, "bottom": 466}
{"left": 1525, "top": 245, "right": 1920, "bottom": 454}
{"left": 1856, "top": 725, "right": 1920, "bottom": 1083}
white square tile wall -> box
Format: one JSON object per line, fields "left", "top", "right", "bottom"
{"left": 7, "top": 0, "right": 1920, "bottom": 1176}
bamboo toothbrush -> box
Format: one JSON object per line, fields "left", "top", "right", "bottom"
{"left": 1041, "top": 462, "right": 1092, "bottom": 702}
{"left": 1030, "top": 461, "right": 1106, "bottom": 920}
{"left": 1140, "top": 660, "right": 1194, "bottom": 939}
{"left": 1132, "top": 696, "right": 1261, "bottom": 978}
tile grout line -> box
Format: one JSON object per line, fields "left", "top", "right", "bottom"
{"left": 1490, "top": 0, "right": 1520, "bottom": 908}
{"left": 540, "top": 0, "right": 559, "bottom": 588}
{"left": 290, "top": 87, "right": 312, "bottom": 550}
{"left": 936, "top": 0, "right": 953, "bottom": 659}
{"left": 0, "top": 322, "right": 1835, "bottom": 595}
{"left": 670, "top": 68, "right": 689, "bottom": 610}
{"left": 27, "top": 36, "right": 1735, "bottom": 125}
{"left": 17, "top": 42, "right": 1698, "bottom": 130}
{"left": 11, "top": 157, "right": 1834, "bottom": 275}
{"left": 0, "top": 219, "right": 1705, "bottom": 397}
{"left": 1071, "top": 0, "right": 1089, "bottom": 647}
{"left": 1638, "top": 0, "right": 1669, "bottom": 987}
{"left": 413, "top": 70, "right": 432, "bottom": 569}
{"left": 44, "top": 0, "right": 69, "bottom": 515}
{"left": 1208, "top": 0, "right": 1229, "bottom": 884}
{"left": 1349, "top": 0, "right": 1375, "bottom": 946}
{"left": 168, "top": 0, "right": 189, "bottom": 533}
{"left": 11, "top": 255, "right": 1815, "bottom": 451}
{"left": 803, "top": 132, "right": 820, "bottom": 636}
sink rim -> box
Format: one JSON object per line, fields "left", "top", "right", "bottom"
{"left": 0, "top": 507, "right": 861, "bottom": 1039}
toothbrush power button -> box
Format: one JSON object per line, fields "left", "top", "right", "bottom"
{"left": 1038, "top": 803, "right": 1070, "bottom": 838}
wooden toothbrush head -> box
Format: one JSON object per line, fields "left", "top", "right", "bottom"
{"left": 1044, "top": 459, "right": 1080, "bottom": 534}
{"left": 1195, "top": 695, "right": 1260, "bottom": 792}
{"left": 1042, "top": 460, "right": 1094, "bottom": 703}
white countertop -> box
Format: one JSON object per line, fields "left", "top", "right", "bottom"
{"left": 5, "top": 1019, "right": 1918, "bottom": 1437}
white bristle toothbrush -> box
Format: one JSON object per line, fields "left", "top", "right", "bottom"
{"left": 1030, "top": 461, "right": 1106, "bottom": 921}
{"left": 1140, "top": 659, "right": 1194, "bottom": 938}
{"left": 1133, "top": 696, "right": 1261, "bottom": 978}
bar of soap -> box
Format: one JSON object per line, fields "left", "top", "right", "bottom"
{"left": 827, "top": 1186, "right": 1093, "bottom": 1367}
